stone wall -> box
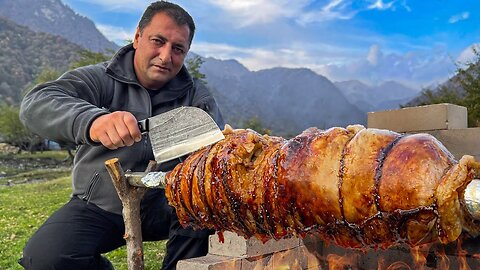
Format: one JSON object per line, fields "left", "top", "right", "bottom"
{"left": 368, "top": 103, "right": 480, "bottom": 160}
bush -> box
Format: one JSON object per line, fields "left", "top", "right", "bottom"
{"left": 0, "top": 104, "right": 42, "bottom": 151}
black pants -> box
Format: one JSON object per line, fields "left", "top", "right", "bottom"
{"left": 18, "top": 190, "right": 211, "bottom": 270}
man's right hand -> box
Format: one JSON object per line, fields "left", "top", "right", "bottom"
{"left": 89, "top": 111, "right": 142, "bottom": 150}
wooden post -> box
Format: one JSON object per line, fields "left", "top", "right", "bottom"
{"left": 105, "top": 158, "right": 158, "bottom": 270}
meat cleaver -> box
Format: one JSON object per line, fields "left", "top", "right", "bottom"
{"left": 127, "top": 106, "right": 224, "bottom": 188}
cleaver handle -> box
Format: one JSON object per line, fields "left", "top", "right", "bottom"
{"left": 137, "top": 119, "right": 149, "bottom": 133}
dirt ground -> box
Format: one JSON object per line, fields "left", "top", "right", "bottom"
{"left": 0, "top": 147, "right": 72, "bottom": 186}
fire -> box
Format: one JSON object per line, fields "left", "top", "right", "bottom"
{"left": 241, "top": 237, "right": 478, "bottom": 269}
{"left": 249, "top": 248, "right": 320, "bottom": 269}
{"left": 326, "top": 253, "right": 360, "bottom": 270}
{"left": 384, "top": 261, "right": 411, "bottom": 270}
{"left": 456, "top": 239, "right": 471, "bottom": 270}
{"left": 409, "top": 244, "right": 430, "bottom": 269}
{"left": 302, "top": 238, "right": 479, "bottom": 270}
{"left": 435, "top": 248, "right": 450, "bottom": 269}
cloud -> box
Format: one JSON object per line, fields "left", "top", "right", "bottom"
{"left": 191, "top": 40, "right": 358, "bottom": 71}
{"left": 96, "top": 24, "right": 135, "bottom": 45}
{"left": 191, "top": 41, "right": 456, "bottom": 89}
{"left": 191, "top": 43, "right": 245, "bottom": 61}
{"left": 191, "top": 42, "right": 310, "bottom": 69}
{"left": 64, "top": 0, "right": 150, "bottom": 11}
{"left": 457, "top": 44, "right": 480, "bottom": 65}
{"left": 319, "top": 45, "right": 456, "bottom": 88}
{"left": 298, "top": 0, "right": 411, "bottom": 24}
{"left": 367, "top": 0, "right": 411, "bottom": 11}
{"left": 204, "top": 0, "right": 309, "bottom": 26}
{"left": 297, "top": 0, "right": 359, "bottom": 25}
{"left": 63, "top": 0, "right": 459, "bottom": 89}
{"left": 449, "top": 12, "right": 469, "bottom": 24}
{"left": 66, "top": 0, "right": 410, "bottom": 28}
{"left": 202, "top": 0, "right": 409, "bottom": 27}
{"left": 367, "top": 0, "right": 395, "bottom": 10}
{"left": 366, "top": 44, "right": 382, "bottom": 65}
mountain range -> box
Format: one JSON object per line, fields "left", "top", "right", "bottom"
{"left": 199, "top": 57, "right": 367, "bottom": 136}
{"left": 334, "top": 80, "right": 419, "bottom": 113}
{"left": 0, "top": 0, "right": 426, "bottom": 136}
{"left": 0, "top": 0, "right": 118, "bottom": 53}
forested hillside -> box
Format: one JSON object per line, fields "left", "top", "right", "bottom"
{"left": 0, "top": 17, "right": 83, "bottom": 104}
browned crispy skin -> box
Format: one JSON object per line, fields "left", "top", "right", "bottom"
{"left": 190, "top": 146, "right": 214, "bottom": 228}
{"left": 342, "top": 128, "right": 400, "bottom": 223}
{"left": 340, "top": 128, "right": 400, "bottom": 248}
{"left": 165, "top": 126, "right": 480, "bottom": 249}
{"left": 220, "top": 130, "right": 285, "bottom": 238}
{"left": 202, "top": 136, "right": 225, "bottom": 230}
{"left": 178, "top": 147, "right": 209, "bottom": 229}
{"left": 263, "top": 143, "right": 284, "bottom": 238}
{"left": 211, "top": 130, "right": 260, "bottom": 235}
{"left": 378, "top": 134, "right": 455, "bottom": 246}
{"left": 252, "top": 136, "right": 285, "bottom": 240}
{"left": 379, "top": 134, "right": 454, "bottom": 211}
{"left": 277, "top": 127, "right": 354, "bottom": 235}
{"left": 165, "top": 160, "right": 187, "bottom": 226}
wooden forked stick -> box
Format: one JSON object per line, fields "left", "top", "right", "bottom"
{"left": 105, "top": 158, "right": 159, "bottom": 270}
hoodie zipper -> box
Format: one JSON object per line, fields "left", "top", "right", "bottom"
{"left": 81, "top": 173, "right": 100, "bottom": 202}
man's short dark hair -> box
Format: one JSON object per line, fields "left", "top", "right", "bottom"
{"left": 138, "top": 1, "right": 196, "bottom": 46}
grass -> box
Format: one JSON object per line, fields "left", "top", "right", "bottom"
{"left": 0, "top": 152, "right": 166, "bottom": 270}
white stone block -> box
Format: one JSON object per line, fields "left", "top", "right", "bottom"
{"left": 368, "top": 103, "right": 467, "bottom": 132}
{"left": 209, "top": 231, "right": 301, "bottom": 257}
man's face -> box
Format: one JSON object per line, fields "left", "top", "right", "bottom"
{"left": 133, "top": 12, "right": 190, "bottom": 90}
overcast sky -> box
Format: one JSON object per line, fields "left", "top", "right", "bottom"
{"left": 61, "top": 0, "right": 479, "bottom": 89}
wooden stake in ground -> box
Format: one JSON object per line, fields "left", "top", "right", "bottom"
{"left": 105, "top": 158, "right": 158, "bottom": 270}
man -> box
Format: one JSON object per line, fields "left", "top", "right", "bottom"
{"left": 19, "top": 1, "right": 224, "bottom": 269}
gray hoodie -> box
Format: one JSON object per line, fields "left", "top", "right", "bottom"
{"left": 20, "top": 44, "right": 224, "bottom": 215}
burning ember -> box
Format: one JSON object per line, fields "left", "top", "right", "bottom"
{"left": 241, "top": 237, "right": 480, "bottom": 269}
{"left": 296, "top": 234, "right": 480, "bottom": 270}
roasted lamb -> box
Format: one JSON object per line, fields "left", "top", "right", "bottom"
{"left": 165, "top": 125, "right": 480, "bottom": 249}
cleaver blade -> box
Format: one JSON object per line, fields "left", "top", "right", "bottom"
{"left": 138, "top": 106, "right": 224, "bottom": 163}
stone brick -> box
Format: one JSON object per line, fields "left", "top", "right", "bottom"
{"left": 296, "top": 245, "right": 323, "bottom": 270}
{"left": 268, "top": 247, "right": 303, "bottom": 269}
{"left": 423, "top": 128, "right": 480, "bottom": 160}
{"left": 359, "top": 246, "right": 415, "bottom": 269}
{"left": 302, "top": 235, "right": 424, "bottom": 269}
{"left": 241, "top": 254, "right": 273, "bottom": 270}
{"left": 240, "top": 247, "right": 306, "bottom": 270}
{"left": 367, "top": 103, "right": 467, "bottom": 132}
{"left": 209, "top": 231, "right": 301, "bottom": 257}
{"left": 176, "top": 254, "right": 242, "bottom": 270}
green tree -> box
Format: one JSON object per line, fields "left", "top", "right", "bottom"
{"left": 34, "top": 67, "right": 61, "bottom": 84}
{"left": 0, "top": 103, "right": 42, "bottom": 151}
{"left": 186, "top": 56, "right": 207, "bottom": 84}
{"left": 414, "top": 85, "right": 463, "bottom": 106}
{"left": 13, "top": 49, "right": 113, "bottom": 155}
{"left": 457, "top": 46, "right": 480, "bottom": 126}
{"left": 410, "top": 45, "right": 480, "bottom": 127}
{"left": 16, "top": 67, "right": 63, "bottom": 153}
{"left": 69, "top": 49, "right": 112, "bottom": 70}
{"left": 22, "top": 67, "right": 62, "bottom": 97}
{"left": 242, "top": 116, "right": 271, "bottom": 135}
